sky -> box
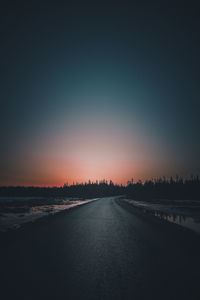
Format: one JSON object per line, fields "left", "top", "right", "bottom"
{"left": 1, "top": 0, "right": 200, "bottom": 186}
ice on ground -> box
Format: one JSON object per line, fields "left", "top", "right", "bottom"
{"left": 0, "top": 197, "right": 99, "bottom": 232}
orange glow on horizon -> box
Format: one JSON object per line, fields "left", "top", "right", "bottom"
{"left": 0, "top": 113, "right": 179, "bottom": 187}
{"left": 0, "top": 154, "right": 179, "bottom": 187}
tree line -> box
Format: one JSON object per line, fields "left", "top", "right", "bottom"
{"left": 0, "top": 176, "right": 199, "bottom": 200}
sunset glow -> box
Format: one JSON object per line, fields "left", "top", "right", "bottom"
{"left": 0, "top": 108, "right": 187, "bottom": 186}
{"left": 1, "top": 1, "right": 199, "bottom": 187}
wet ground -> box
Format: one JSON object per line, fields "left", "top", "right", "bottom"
{"left": 0, "top": 197, "right": 98, "bottom": 231}
{"left": 122, "top": 198, "right": 200, "bottom": 234}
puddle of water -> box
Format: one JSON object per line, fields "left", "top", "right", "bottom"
{"left": 123, "top": 199, "right": 200, "bottom": 234}
{"left": 154, "top": 211, "right": 200, "bottom": 234}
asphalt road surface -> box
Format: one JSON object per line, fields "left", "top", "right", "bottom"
{"left": 1, "top": 197, "right": 200, "bottom": 300}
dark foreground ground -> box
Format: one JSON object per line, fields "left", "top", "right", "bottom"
{"left": 1, "top": 197, "right": 200, "bottom": 300}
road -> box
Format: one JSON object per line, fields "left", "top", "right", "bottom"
{"left": 1, "top": 197, "right": 200, "bottom": 300}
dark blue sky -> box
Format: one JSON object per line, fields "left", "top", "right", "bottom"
{"left": 1, "top": 1, "right": 200, "bottom": 185}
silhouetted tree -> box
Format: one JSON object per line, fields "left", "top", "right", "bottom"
{"left": 0, "top": 176, "right": 199, "bottom": 200}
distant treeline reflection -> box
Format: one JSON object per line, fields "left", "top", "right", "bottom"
{"left": 0, "top": 176, "right": 200, "bottom": 200}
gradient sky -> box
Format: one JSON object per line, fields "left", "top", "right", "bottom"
{"left": 1, "top": 0, "right": 200, "bottom": 186}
